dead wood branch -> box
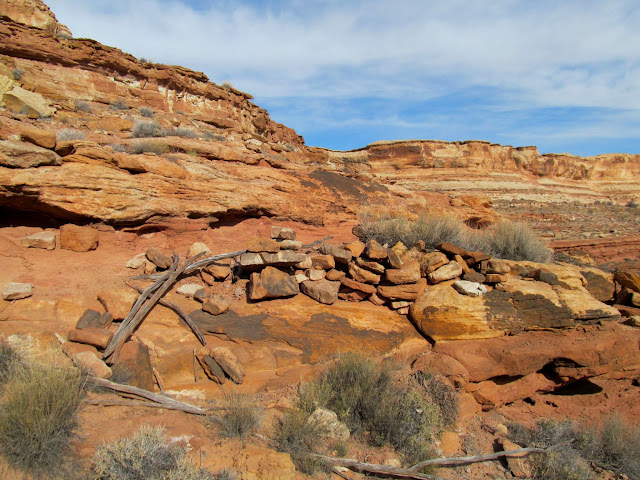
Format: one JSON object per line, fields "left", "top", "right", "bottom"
{"left": 128, "top": 283, "right": 206, "bottom": 346}
{"left": 152, "top": 367, "right": 165, "bottom": 394}
{"left": 313, "top": 444, "right": 556, "bottom": 480}
{"left": 86, "top": 397, "right": 188, "bottom": 412}
{"left": 104, "top": 252, "right": 205, "bottom": 363}
{"left": 88, "top": 376, "right": 207, "bottom": 415}
{"left": 303, "top": 235, "right": 333, "bottom": 248}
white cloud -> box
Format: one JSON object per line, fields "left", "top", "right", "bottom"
{"left": 45, "top": 0, "right": 640, "bottom": 152}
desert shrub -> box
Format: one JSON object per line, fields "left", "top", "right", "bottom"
{"left": 483, "top": 221, "right": 552, "bottom": 263}
{"left": 298, "top": 353, "right": 443, "bottom": 464}
{"left": 202, "top": 131, "right": 225, "bottom": 141}
{"left": 0, "top": 361, "right": 84, "bottom": 476}
{"left": 0, "top": 341, "right": 21, "bottom": 385}
{"left": 355, "top": 212, "right": 476, "bottom": 252}
{"left": 11, "top": 68, "right": 23, "bottom": 80}
{"left": 56, "top": 31, "right": 73, "bottom": 40}
{"left": 132, "top": 120, "right": 164, "bottom": 138}
{"left": 75, "top": 100, "right": 93, "bottom": 113}
{"left": 273, "top": 410, "right": 328, "bottom": 475}
{"left": 508, "top": 417, "right": 640, "bottom": 480}
{"left": 140, "top": 107, "right": 154, "bottom": 118}
{"left": 91, "top": 425, "right": 222, "bottom": 480}
{"left": 165, "top": 127, "right": 199, "bottom": 139}
{"left": 416, "top": 372, "right": 459, "bottom": 427}
{"left": 355, "top": 212, "right": 552, "bottom": 262}
{"left": 221, "top": 81, "right": 233, "bottom": 89}
{"left": 626, "top": 199, "right": 639, "bottom": 208}
{"left": 109, "top": 143, "right": 126, "bottom": 153}
{"left": 109, "top": 99, "right": 129, "bottom": 111}
{"left": 130, "top": 140, "right": 167, "bottom": 155}
{"left": 56, "top": 128, "right": 86, "bottom": 141}
{"left": 210, "top": 393, "right": 262, "bottom": 439}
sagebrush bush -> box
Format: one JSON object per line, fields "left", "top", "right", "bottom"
{"left": 273, "top": 410, "right": 328, "bottom": 475}
{"left": 132, "top": 120, "right": 164, "bottom": 138}
{"left": 355, "top": 212, "right": 552, "bottom": 263}
{"left": 0, "top": 361, "right": 84, "bottom": 476}
{"left": 139, "top": 107, "right": 154, "bottom": 118}
{"left": 92, "top": 425, "right": 223, "bottom": 480}
{"left": 130, "top": 140, "right": 167, "bottom": 155}
{"left": 210, "top": 393, "right": 262, "bottom": 439}
{"left": 0, "top": 341, "right": 21, "bottom": 385}
{"left": 75, "top": 100, "right": 93, "bottom": 113}
{"left": 109, "top": 99, "right": 129, "bottom": 111}
{"left": 165, "top": 127, "right": 200, "bottom": 139}
{"left": 298, "top": 353, "right": 444, "bottom": 464}
{"left": 11, "top": 68, "right": 23, "bottom": 80}
{"left": 484, "top": 221, "right": 552, "bottom": 263}
{"left": 109, "top": 143, "right": 126, "bottom": 153}
{"left": 56, "top": 128, "right": 86, "bottom": 141}
{"left": 508, "top": 417, "right": 640, "bottom": 480}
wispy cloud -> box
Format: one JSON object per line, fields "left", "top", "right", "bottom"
{"left": 46, "top": 0, "right": 640, "bottom": 154}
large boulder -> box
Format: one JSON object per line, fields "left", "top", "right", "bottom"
{"left": 2, "top": 86, "right": 55, "bottom": 117}
{"left": 301, "top": 279, "right": 341, "bottom": 305}
{"left": 411, "top": 275, "right": 621, "bottom": 341}
{"left": 60, "top": 224, "right": 99, "bottom": 252}
{"left": 0, "top": 140, "right": 61, "bottom": 168}
{"left": 248, "top": 266, "right": 299, "bottom": 300}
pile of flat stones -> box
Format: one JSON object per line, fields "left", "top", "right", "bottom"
{"left": 223, "top": 226, "right": 514, "bottom": 314}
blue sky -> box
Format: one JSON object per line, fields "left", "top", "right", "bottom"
{"left": 46, "top": 0, "right": 640, "bottom": 156}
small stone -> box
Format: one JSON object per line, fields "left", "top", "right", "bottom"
{"left": 125, "top": 253, "right": 146, "bottom": 269}
{"left": 483, "top": 259, "right": 511, "bottom": 275}
{"left": 319, "top": 243, "right": 352, "bottom": 264}
{"left": 485, "top": 274, "right": 507, "bottom": 284}
{"left": 305, "top": 269, "right": 326, "bottom": 281}
{"left": 202, "top": 294, "right": 232, "bottom": 315}
{"left": 311, "top": 255, "right": 335, "bottom": 270}
{"left": 631, "top": 292, "right": 640, "bottom": 308}
{"left": 115, "top": 341, "right": 154, "bottom": 390}
{"left": 391, "top": 241, "right": 409, "bottom": 259}
{"left": 453, "top": 280, "right": 487, "bottom": 297}
{"left": 68, "top": 327, "right": 113, "bottom": 350}
{"left": 368, "top": 293, "right": 386, "bottom": 306}
{"left": 247, "top": 237, "right": 280, "bottom": 253}
{"left": 437, "top": 242, "right": 472, "bottom": 258}
{"left": 397, "top": 307, "right": 410, "bottom": 315}
{"left": 378, "top": 279, "right": 427, "bottom": 300}
{"left": 20, "top": 231, "right": 56, "bottom": 250}
{"left": 348, "top": 263, "right": 381, "bottom": 284}
{"left": 301, "top": 279, "right": 340, "bottom": 304}
{"left": 210, "top": 347, "right": 245, "bottom": 384}
{"left": 325, "top": 269, "right": 346, "bottom": 281}
{"left": 387, "top": 248, "right": 404, "bottom": 269}
{"left": 20, "top": 127, "right": 56, "bottom": 149}
{"left": 146, "top": 248, "right": 172, "bottom": 269}
{"left": 338, "top": 288, "right": 369, "bottom": 302}
{"left": 279, "top": 240, "right": 303, "bottom": 250}
{"left": 364, "top": 239, "right": 387, "bottom": 260}
{"left": 72, "top": 351, "right": 112, "bottom": 379}
{"left": 340, "top": 277, "right": 377, "bottom": 294}
{"left": 194, "top": 289, "right": 207, "bottom": 302}
{"left": 187, "top": 242, "right": 212, "bottom": 258}
{"left": 355, "top": 257, "right": 385, "bottom": 274}
{"left": 76, "top": 309, "right": 113, "bottom": 329}
{"left": 390, "top": 300, "right": 412, "bottom": 309}
{"left": 309, "top": 408, "right": 350, "bottom": 441}
{"left": 238, "top": 252, "right": 265, "bottom": 269}
{"left": 534, "top": 269, "right": 560, "bottom": 285}
{"left": 177, "top": 283, "right": 205, "bottom": 298}
{"left": 144, "top": 260, "right": 156, "bottom": 275}
{"left": 296, "top": 256, "right": 313, "bottom": 269}
{"left": 420, "top": 252, "right": 449, "bottom": 276}
{"left": 60, "top": 224, "right": 98, "bottom": 252}
{"left": 261, "top": 251, "right": 308, "bottom": 267}
{"left": 2, "top": 282, "right": 33, "bottom": 300}
{"left": 344, "top": 240, "right": 365, "bottom": 258}
{"left": 294, "top": 273, "right": 309, "bottom": 283}
{"left": 385, "top": 260, "right": 421, "bottom": 285}
{"left": 271, "top": 226, "right": 296, "bottom": 240}
{"left": 463, "top": 271, "right": 486, "bottom": 283}
{"left": 204, "top": 263, "right": 232, "bottom": 280}
{"left": 428, "top": 261, "right": 463, "bottom": 284}
{"left": 454, "top": 254, "right": 470, "bottom": 274}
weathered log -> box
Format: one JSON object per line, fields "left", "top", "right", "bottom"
{"left": 152, "top": 367, "right": 165, "bottom": 394}
{"left": 127, "top": 283, "right": 206, "bottom": 346}
{"left": 88, "top": 376, "right": 207, "bottom": 415}
{"left": 87, "top": 397, "right": 190, "bottom": 413}
{"left": 313, "top": 444, "right": 556, "bottom": 479}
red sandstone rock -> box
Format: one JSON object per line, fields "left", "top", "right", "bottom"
{"left": 68, "top": 327, "right": 112, "bottom": 350}
{"left": 59, "top": 224, "right": 98, "bottom": 252}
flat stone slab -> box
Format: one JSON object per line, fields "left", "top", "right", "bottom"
{"left": 20, "top": 231, "right": 56, "bottom": 250}
{"left": 2, "top": 282, "right": 33, "bottom": 301}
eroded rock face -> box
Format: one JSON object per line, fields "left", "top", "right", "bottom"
{"left": 0, "top": 140, "right": 61, "bottom": 168}
{"left": 411, "top": 271, "right": 620, "bottom": 341}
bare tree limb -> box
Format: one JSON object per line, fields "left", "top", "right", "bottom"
{"left": 409, "top": 446, "right": 548, "bottom": 470}
{"left": 127, "top": 283, "right": 206, "bottom": 346}
{"left": 152, "top": 367, "right": 165, "bottom": 394}
{"left": 88, "top": 377, "right": 207, "bottom": 415}
{"left": 86, "top": 397, "right": 190, "bottom": 413}
{"left": 313, "top": 444, "right": 556, "bottom": 480}
{"left": 303, "top": 235, "right": 333, "bottom": 248}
